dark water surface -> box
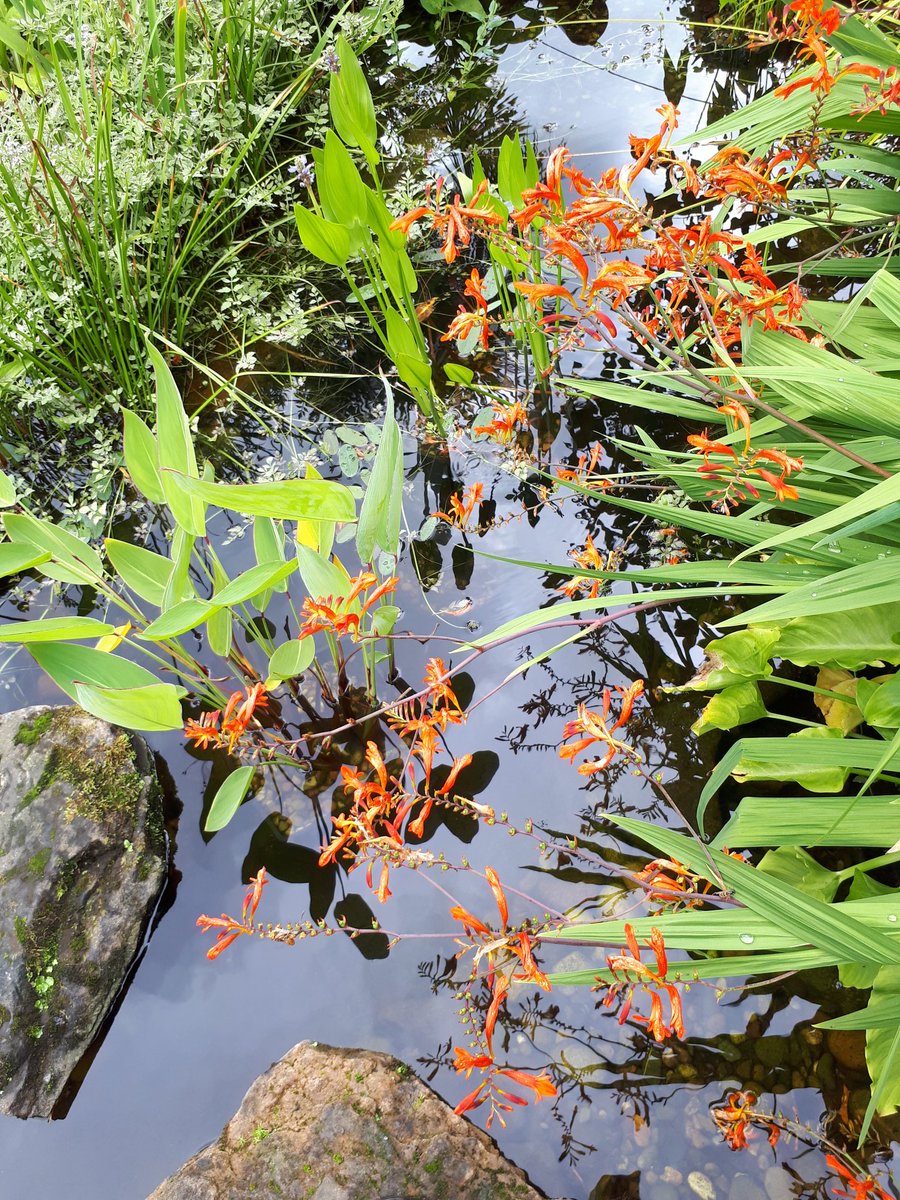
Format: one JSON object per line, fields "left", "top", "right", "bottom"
{"left": 0, "top": 4, "right": 897, "bottom": 1199}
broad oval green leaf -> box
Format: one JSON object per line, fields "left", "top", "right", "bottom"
{"left": 356, "top": 383, "right": 403, "bottom": 564}
{"left": 0, "top": 543, "right": 51, "bottom": 578}
{"left": 0, "top": 617, "right": 116, "bottom": 643}
{"left": 294, "top": 204, "right": 351, "bottom": 267}
{"left": 166, "top": 473, "right": 356, "bottom": 524}
{"left": 267, "top": 638, "right": 315, "bottom": 683}
{"left": 328, "top": 34, "right": 378, "bottom": 163}
{"left": 296, "top": 544, "right": 351, "bottom": 603}
{"left": 105, "top": 539, "right": 171, "bottom": 607}
{"left": 317, "top": 129, "right": 368, "bottom": 231}
{"left": 0, "top": 470, "right": 17, "bottom": 508}
{"left": 4, "top": 511, "right": 104, "bottom": 584}
{"left": 29, "top": 642, "right": 160, "bottom": 700}
{"left": 205, "top": 764, "right": 256, "bottom": 832}
{"left": 73, "top": 681, "right": 186, "bottom": 731}
{"left": 122, "top": 410, "right": 166, "bottom": 504}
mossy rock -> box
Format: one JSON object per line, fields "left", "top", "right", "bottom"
{"left": 0, "top": 705, "right": 167, "bottom": 1118}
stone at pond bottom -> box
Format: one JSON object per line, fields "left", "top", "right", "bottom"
{"left": 0, "top": 705, "right": 166, "bottom": 1118}
{"left": 148, "top": 1041, "right": 549, "bottom": 1200}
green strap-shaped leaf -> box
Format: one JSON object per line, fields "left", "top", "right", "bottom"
{"left": 165, "top": 473, "right": 356, "bottom": 523}
{"left": 0, "top": 617, "right": 116, "bottom": 643}
{"left": 149, "top": 343, "right": 206, "bottom": 537}
{"left": 607, "top": 815, "right": 900, "bottom": 966}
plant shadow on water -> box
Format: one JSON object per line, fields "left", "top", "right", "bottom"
{"left": 0, "top": 6, "right": 897, "bottom": 1200}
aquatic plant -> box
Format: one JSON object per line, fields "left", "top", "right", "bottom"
{"left": 193, "top": 0, "right": 900, "bottom": 1158}
{"left": 0, "top": 0, "right": 393, "bottom": 478}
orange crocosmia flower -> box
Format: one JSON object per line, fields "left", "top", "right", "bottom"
{"left": 717, "top": 400, "right": 752, "bottom": 452}
{"left": 712, "top": 1090, "right": 757, "bottom": 1151}
{"left": 545, "top": 145, "right": 571, "bottom": 201}
{"left": 510, "top": 932, "right": 551, "bottom": 991}
{"left": 436, "top": 753, "right": 473, "bottom": 797}
{"left": 453, "top": 1083, "right": 490, "bottom": 1115}
{"left": 558, "top": 533, "right": 605, "bottom": 600}
{"left": 484, "top": 973, "right": 509, "bottom": 1056}
{"left": 184, "top": 709, "right": 223, "bottom": 750}
{"left": 753, "top": 448, "right": 803, "bottom": 476}
{"left": 450, "top": 904, "right": 493, "bottom": 941}
{"left": 389, "top": 205, "right": 432, "bottom": 235}
{"left": 423, "top": 656, "right": 463, "bottom": 716}
{"left": 559, "top": 681, "right": 644, "bottom": 774}
{"left": 298, "top": 574, "right": 398, "bottom": 642}
{"left": 496, "top": 1068, "right": 556, "bottom": 1101}
{"left": 825, "top": 1154, "right": 893, "bottom": 1200}
{"left": 512, "top": 281, "right": 575, "bottom": 307}
{"left": 687, "top": 431, "right": 738, "bottom": 463}
{"left": 463, "top": 268, "right": 489, "bottom": 311}
{"left": 433, "top": 482, "right": 484, "bottom": 531}
{"left": 441, "top": 306, "right": 491, "bottom": 351}
{"left": 546, "top": 235, "right": 590, "bottom": 295}
{"left": 473, "top": 400, "right": 529, "bottom": 443}
{"left": 598, "top": 923, "right": 684, "bottom": 1042}
{"left": 390, "top": 180, "right": 501, "bottom": 264}
{"left": 242, "top": 867, "right": 268, "bottom": 924}
{"left": 787, "top": 0, "right": 841, "bottom": 33}
{"left": 454, "top": 1047, "right": 493, "bottom": 1075}
{"left": 588, "top": 261, "right": 654, "bottom": 308}
{"left": 484, "top": 866, "right": 509, "bottom": 928}
{"left": 219, "top": 683, "right": 269, "bottom": 751}
{"left": 755, "top": 468, "right": 799, "bottom": 503}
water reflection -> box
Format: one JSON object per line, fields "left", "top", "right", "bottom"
{"left": 0, "top": 8, "right": 897, "bottom": 1200}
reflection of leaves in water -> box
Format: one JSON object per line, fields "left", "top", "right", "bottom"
{"left": 452, "top": 543, "right": 474, "bottom": 590}
{"left": 409, "top": 749, "right": 500, "bottom": 844}
{"left": 333, "top": 894, "right": 390, "bottom": 961}
{"left": 589, "top": 1172, "right": 641, "bottom": 1200}
{"left": 241, "top": 814, "right": 336, "bottom": 923}
{"left": 412, "top": 537, "right": 443, "bottom": 591}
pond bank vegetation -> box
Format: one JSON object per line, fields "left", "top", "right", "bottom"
{"left": 0, "top": 0, "right": 898, "bottom": 1195}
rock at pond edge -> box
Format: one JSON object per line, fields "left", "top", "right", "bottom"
{"left": 0, "top": 704, "right": 167, "bottom": 1118}
{"left": 148, "top": 1041, "right": 550, "bottom": 1200}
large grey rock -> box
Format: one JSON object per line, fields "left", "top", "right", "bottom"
{"left": 0, "top": 704, "right": 166, "bottom": 1117}
{"left": 149, "top": 1041, "right": 548, "bottom": 1200}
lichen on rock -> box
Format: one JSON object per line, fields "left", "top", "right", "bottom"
{"left": 0, "top": 704, "right": 168, "bottom": 1118}
{"left": 148, "top": 1041, "right": 547, "bottom": 1200}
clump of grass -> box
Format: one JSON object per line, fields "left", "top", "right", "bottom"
{"left": 0, "top": 0, "right": 397, "bottom": 497}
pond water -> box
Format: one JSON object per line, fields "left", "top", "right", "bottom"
{"left": 0, "top": 3, "right": 897, "bottom": 1199}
